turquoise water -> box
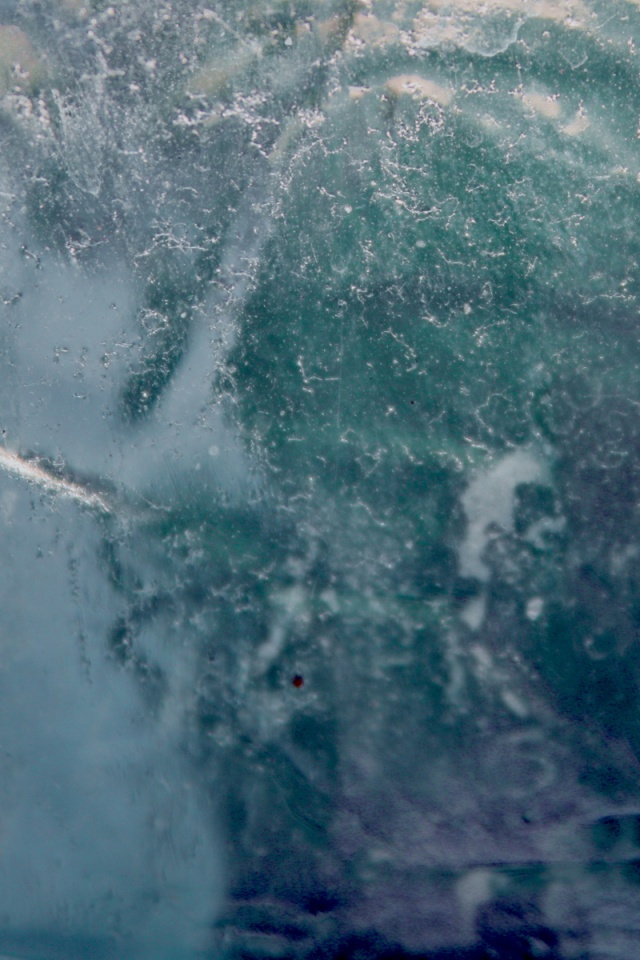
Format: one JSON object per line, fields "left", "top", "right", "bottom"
{"left": 1, "top": 1, "right": 640, "bottom": 957}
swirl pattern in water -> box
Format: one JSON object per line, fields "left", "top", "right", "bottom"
{"left": 0, "top": 0, "right": 639, "bottom": 957}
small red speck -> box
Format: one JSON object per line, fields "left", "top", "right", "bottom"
{"left": 292, "top": 674, "right": 304, "bottom": 688}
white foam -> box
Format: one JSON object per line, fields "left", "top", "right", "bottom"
{"left": 459, "top": 594, "right": 486, "bottom": 630}
{"left": 526, "top": 596, "right": 544, "bottom": 621}
{"left": 459, "top": 448, "right": 547, "bottom": 581}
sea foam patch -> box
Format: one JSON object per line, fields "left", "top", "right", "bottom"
{"left": 459, "top": 448, "right": 548, "bottom": 584}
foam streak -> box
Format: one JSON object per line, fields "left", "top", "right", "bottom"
{"left": 0, "top": 446, "right": 110, "bottom": 513}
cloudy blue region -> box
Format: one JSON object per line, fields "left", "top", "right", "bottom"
{"left": 2, "top": 0, "right": 640, "bottom": 957}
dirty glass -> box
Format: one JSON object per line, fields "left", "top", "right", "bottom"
{"left": 0, "top": 1, "right": 639, "bottom": 957}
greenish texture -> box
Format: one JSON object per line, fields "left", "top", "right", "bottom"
{"left": 3, "top": 1, "right": 640, "bottom": 957}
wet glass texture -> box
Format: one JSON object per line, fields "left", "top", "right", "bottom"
{"left": 1, "top": 1, "right": 640, "bottom": 958}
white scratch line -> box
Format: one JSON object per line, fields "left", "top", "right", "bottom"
{"left": 0, "top": 446, "right": 110, "bottom": 513}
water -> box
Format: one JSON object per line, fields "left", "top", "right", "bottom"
{"left": 1, "top": 1, "right": 640, "bottom": 957}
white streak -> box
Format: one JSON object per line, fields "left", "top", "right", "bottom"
{"left": 459, "top": 449, "right": 546, "bottom": 582}
{"left": 0, "top": 446, "right": 110, "bottom": 513}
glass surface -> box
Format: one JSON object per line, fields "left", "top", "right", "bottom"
{"left": 0, "top": 1, "right": 639, "bottom": 957}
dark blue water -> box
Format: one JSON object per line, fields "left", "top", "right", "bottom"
{"left": 0, "top": 1, "right": 640, "bottom": 957}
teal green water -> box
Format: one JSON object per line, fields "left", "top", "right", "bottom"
{"left": 2, "top": 1, "right": 640, "bottom": 957}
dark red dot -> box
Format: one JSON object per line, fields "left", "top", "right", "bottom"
{"left": 292, "top": 674, "right": 304, "bottom": 688}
